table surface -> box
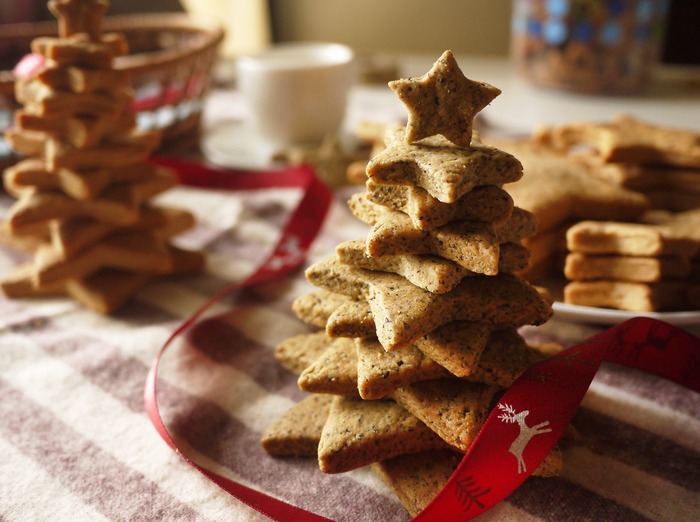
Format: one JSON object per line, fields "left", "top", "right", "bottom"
{"left": 1, "top": 55, "right": 699, "bottom": 522}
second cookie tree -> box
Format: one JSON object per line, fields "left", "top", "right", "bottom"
{"left": 0, "top": 0, "right": 204, "bottom": 313}
{"left": 262, "top": 51, "right": 560, "bottom": 516}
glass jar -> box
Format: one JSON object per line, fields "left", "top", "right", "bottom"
{"left": 511, "top": 0, "right": 670, "bottom": 94}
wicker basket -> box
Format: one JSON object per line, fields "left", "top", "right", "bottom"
{"left": 0, "top": 13, "right": 224, "bottom": 164}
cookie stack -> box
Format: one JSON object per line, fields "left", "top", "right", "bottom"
{"left": 262, "top": 51, "right": 560, "bottom": 515}
{"left": 563, "top": 218, "right": 700, "bottom": 312}
{"left": 0, "top": 0, "right": 204, "bottom": 314}
{"left": 537, "top": 115, "right": 700, "bottom": 211}
{"left": 501, "top": 140, "right": 649, "bottom": 282}
{"left": 534, "top": 116, "right": 700, "bottom": 311}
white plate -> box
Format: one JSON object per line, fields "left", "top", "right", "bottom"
{"left": 552, "top": 301, "right": 700, "bottom": 326}
{"left": 200, "top": 120, "right": 284, "bottom": 171}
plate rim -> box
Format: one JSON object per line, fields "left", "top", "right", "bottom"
{"left": 552, "top": 301, "right": 700, "bottom": 326}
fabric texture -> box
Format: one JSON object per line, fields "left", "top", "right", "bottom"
{"left": 1, "top": 178, "right": 699, "bottom": 522}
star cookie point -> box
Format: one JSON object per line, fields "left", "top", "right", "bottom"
{"left": 389, "top": 50, "right": 501, "bottom": 148}
{"left": 48, "top": 0, "right": 109, "bottom": 40}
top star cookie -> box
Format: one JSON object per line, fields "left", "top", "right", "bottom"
{"left": 389, "top": 50, "right": 500, "bottom": 148}
{"left": 48, "top": 0, "right": 109, "bottom": 40}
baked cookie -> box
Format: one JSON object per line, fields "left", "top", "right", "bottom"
{"left": 306, "top": 257, "right": 553, "bottom": 350}
{"left": 566, "top": 220, "right": 700, "bottom": 257}
{"left": 564, "top": 252, "right": 692, "bottom": 283}
{"left": 367, "top": 127, "right": 522, "bottom": 203}
{"left": 388, "top": 50, "right": 500, "bottom": 147}
{"left": 564, "top": 280, "right": 689, "bottom": 312}
{"left": 365, "top": 180, "right": 513, "bottom": 231}
{"left": 317, "top": 396, "right": 451, "bottom": 473}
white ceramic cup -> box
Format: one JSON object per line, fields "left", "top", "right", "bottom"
{"left": 235, "top": 42, "right": 356, "bottom": 149}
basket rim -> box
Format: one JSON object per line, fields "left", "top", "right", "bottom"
{"left": 0, "top": 12, "right": 224, "bottom": 77}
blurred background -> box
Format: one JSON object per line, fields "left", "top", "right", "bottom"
{"left": 1, "top": 0, "right": 697, "bottom": 65}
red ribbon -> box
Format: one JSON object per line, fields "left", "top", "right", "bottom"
{"left": 416, "top": 317, "right": 700, "bottom": 520}
{"left": 145, "top": 158, "right": 335, "bottom": 521}
{"left": 144, "top": 158, "right": 700, "bottom": 522}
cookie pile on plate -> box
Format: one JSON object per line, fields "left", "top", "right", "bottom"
{"left": 509, "top": 116, "right": 700, "bottom": 311}
{"left": 500, "top": 140, "right": 649, "bottom": 282}
{"left": 563, "top": 218, "right": 700, "bottom": 312}
{"left": 0, "top": 0, "right": 204, "bottom": 313}
{"left": 261, "top": 50, "right": 561, "bottom": 516}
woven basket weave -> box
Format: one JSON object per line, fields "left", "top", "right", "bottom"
{"left": 0, "top": 13, "right": 224, "bottom": 158}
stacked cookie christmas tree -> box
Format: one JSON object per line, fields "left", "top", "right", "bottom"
{"left": 262, "top": 51, "right": 559, "bottom": 515}
{"left": 0, "top": 0, "right": 204, "bottom": 314}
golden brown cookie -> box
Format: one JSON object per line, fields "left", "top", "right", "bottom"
{"left": 356, "top": 338, "right": 451, "bottom": 400}
{"left": 372, "top": 446, "right": 563, "bottom": 516}
{"left": 32, "top": 231, "right": 174, "bottom": 286}
{"left": 291, "top": 290, "right": 354, "bottom": 329}
{"left": 326, "top": 298, "right": 376, "bottom": 339}
{"left": 261, "top": 394, "right": 334, "bottom": 457}
{"left": 321, "top": 300, "right": 495, "bottom": 377}
{"left": 297, "top": 337, "right": 359, "bottom": 396}
{"left": 31, "top": 32, "right": 127, "bottom": 66}
{"left": 502, "top": 140, "right": 648, "bottom": 234}
{"left": 466, "top": 329, "right": 555, "bottom": 387}
{"left": 15, "top": 79, "right": 130, "bottom": 119}
{"left": 367, "top": 127, "right": 522, "bottom": 203}
{"left": 365, "top": 180, "right": 513, "bottom": 231}
{"left": 48, "top": 0, "right": 110, "bottom": 40}
{"left": 564, "top": 252, "right": 692, "bottom": 283}
{"left": 537, "top": 114, "right": 700, "bottom": 168}
{"left": 63, "top": 269, "right": 150, "bottom": 314}
{"left": 317, "top": 396, "right": 451, "bottom": 473}
{"left": 370, "top": 449, "right": 463, "bottom": 517}
{"left": 389, "top": 50, "right": 500, "bottom": 147}
{"left": 336, "top": 239, "right": 529, "bottom": 294}
{"left": 50, "top": 205, "right": 196, "bottom": 258}
{"left": 7, "top": 166, "right": 176, "bottom": 235}
{"left": 518, "top": 224, "right": 569, "bottom": 282}
{"left": 391, "top": 380, "right": 497, "bottom": 452}
{"left": 413, "top": 321, "right": 492, "bottom": 378}
{"left": 566, "top": 220, "right": 700, "bottom": 257}
{"left": 46, "top": 131, "right": 160, "bottom": 171}
{"left": 349, "top": 193, "right": 535, "bottom": 276}
{"left": 563, "top": 280, "right": 689, "bottom": 312}
{"left": 35, "top": 62, "right": 130, "bottom": 94}
{"left": 306, "top": 257, "right": 552, "bottom": 350}
{"left": 274, "top": 331, "right": 333, "bottom": 375}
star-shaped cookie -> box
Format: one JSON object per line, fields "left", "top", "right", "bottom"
{"left": 365, "top": 180, "right": 513, "bottom": 231}
{"left": 336, "top": 238, "right": 530, "bottom": 293}
{"left": 391, "top": 379, "right": 497, "bottom": 452}
{"left": 537, "top": 114, "right": 700, "bottom": 168}
{"left": 5, "top": 159, "right": 156, "bottom": 201}
{"left": 49, "top": 0, "right": 109, "bottom": 40}
{"left": 349, "top": 193, "right": 536, "bottom": 276}
{"left": 6, "top": 166, "right": 176, "bottom": 234}
{"left": 389, "top": 50, "right": 501, "bottom": 147}
{"left": 503, "top": 140, "right": 649, "bottom": 233}
{"left": 318, "top": 396, "right": 452, "bottom": 473}
{"left": 373, "top": 446, "right": 562, "bottom": 517}
{"left": 0, "top": 246, "right": 204, "bottom": 314}
{"left": 289, "top": 291, "right": 530, "bottom": 380}
{"left": 261, "top": 394, "right": 333, "bottom": 458}
{"left": 367, "top": 127, "right": 522, "bottom": 203}
{"left": 305, "top": 257, "right": 553, "bottom": 350}
{"left": 32, "top": 231, "right": 175, "bottom": 287}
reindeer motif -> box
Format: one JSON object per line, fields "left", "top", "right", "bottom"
{"left": 497, "top": 403, "right": 551, "bottom": 474}
{"left": 265, "top": 235, "right": 304, "bottom": 271}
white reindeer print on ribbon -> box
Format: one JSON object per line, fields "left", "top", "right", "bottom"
{"left": 497, "top": 403, "right": 552, "bottom": 474}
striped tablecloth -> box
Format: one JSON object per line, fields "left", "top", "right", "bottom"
{"left": 1, "top": 175, "right": 698, "bottom": 522}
